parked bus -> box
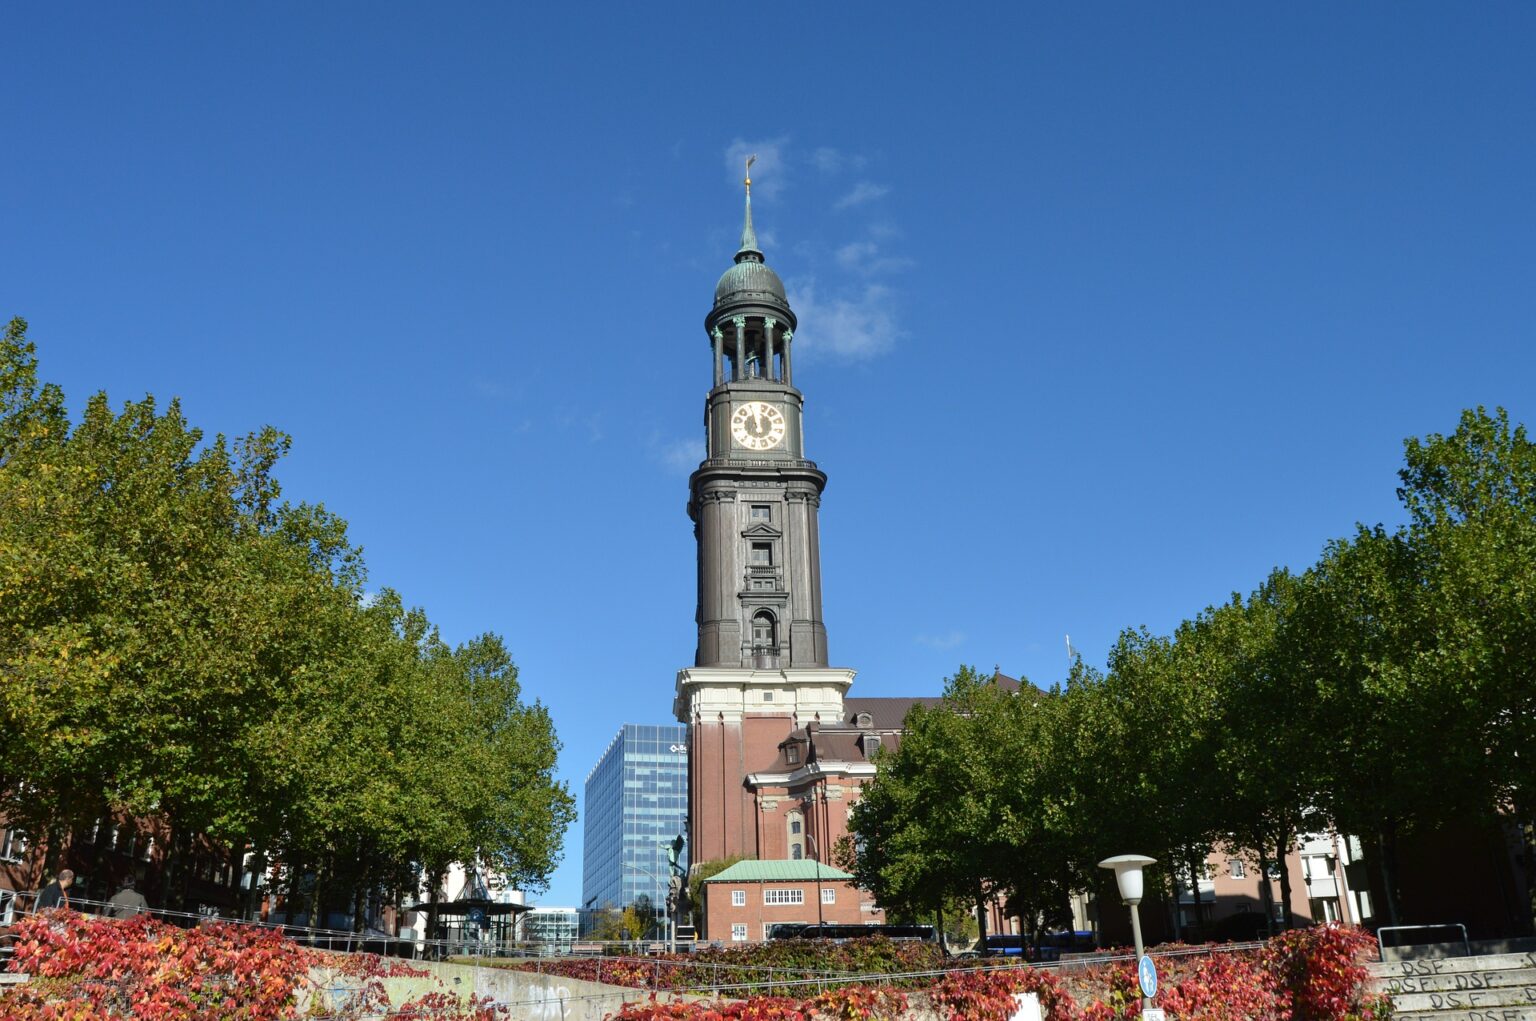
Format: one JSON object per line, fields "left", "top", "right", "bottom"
{"left": 768, "top": 923, "right": 936, "bottom": 942}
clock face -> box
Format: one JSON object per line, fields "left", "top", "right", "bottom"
{"left": 731, "top": 401, "right": 787, "bottom": 450}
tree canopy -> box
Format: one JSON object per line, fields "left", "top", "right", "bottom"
{"left": 848, "top": 405, "right": 1536, "bottom": 934}
{"left": 0, "top": 317, "right": 575, "bottom": 919}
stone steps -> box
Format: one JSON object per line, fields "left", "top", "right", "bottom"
{"left": 1393, "top": 1011, "right": 1536, "bottom": 1021}
{"left": 1381, "top": 970, "right": 1536, "bottom": 995}
{"left": 1393, "top": 986, "right": 1536, "bottom": 1014}
{"left": 1370, "top": 950, "right": 1536, "bottom": 1021}
{"left": 1370, "top": 952, "right": 1536, "bottom": 979}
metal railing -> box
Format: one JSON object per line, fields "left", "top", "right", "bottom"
{"left": 1376, "top": 922, "right": 1470, "bottom": 960}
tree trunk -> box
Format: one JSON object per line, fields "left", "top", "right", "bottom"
{"left": 1188, "top": 849, "right": 1206, "bottom": 940}
{"left": 307, "top": 858, "right": 327, "bottom": 945}
{"left": 88, "top": 808, "right": 113, "bottom": 902}
{"left": 175, "top": 830, "right": 193, "bottom": 912}
{"left": 1523, "top": 820, "right": 1536, "bottom": 935}
{"left": 1257, "top": 846, "right": 1276, "bottom": 938}
{"left": 282, "top": 858, "right": 301, "bottom": 926}
{"left": 935, "top": 894, "right": 946, "bottom": 956}
{"left": 160, "top": 826, "right": 182, "bottom": 912}
{"left": 425, "top": 867, "right": 443, "bottom": 960}
{"left": 1275, "top": 830, "right": 1295, "bottom": 930}
{"left": 1377, "top": 827, "right": 1402, "bottom": 927}
{"left": 1168, "top": 849, "right": 1184, "bottom": 943}
{"left": 974, "top": 884, "right": 989, "bottom": 950}
{"left": 42, "top": 819, "right": 63, "bottom": 880}
{"left": 243, "top": 847, "right": 265, "bottom": 921}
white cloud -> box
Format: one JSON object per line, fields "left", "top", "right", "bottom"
{"left": 916, "top": 630, "right": 968, "bottom": 650}
{"left": 835, "top": 241, "right": 879, "bottom": 268}
{"left": 833, "top": 181, "right": 890, "bottom": 210}
{"left": 650, "top": 434, "right": 705, "bottom": 475}
{"left": 810, "top": 147, "right": 867, "bottom": 175}
{"left": 785, "top": 279, "right": 901, "bottom": 361}
{"left": 835, "top": 239, "right": 915, "bottom": 276}
{"left": 557, "top": 410, "right": 605, "bottom": 442}
{"left": 724, "top": 137, "right": 789, "bottom": 199}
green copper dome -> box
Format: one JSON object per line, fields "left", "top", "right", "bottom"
{"left": 714, "top": 258, "right": 787, "bottom": 303}
{"left": 709, "top": 185, "right": 794, "bottom": 321}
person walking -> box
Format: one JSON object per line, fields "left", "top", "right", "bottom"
{"left": 35, "top": 868, "right": 74, "bottom": 911}
{"left": 107, "top": 875, "right": 149, "bottom": 919}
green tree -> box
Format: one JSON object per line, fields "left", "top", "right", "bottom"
{"left": 849, "top": 667, "right": 1015, "bottom": 944}
{"left": 1395, "top": 407, "right": 1536, "bottom": 919}
{"left": 0, "top": 317, "right": 574, "bottom": 919}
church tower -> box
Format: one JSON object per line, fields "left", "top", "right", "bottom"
{"left": 675, "top": 167, "right": 857, "bottom": 867}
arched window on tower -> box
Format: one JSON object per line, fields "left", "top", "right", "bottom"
{"left": 786, "top": 811, "right": 804, "bottom": 861}
{"left": 751, "top": 610, "right": 778, "bottom": 667}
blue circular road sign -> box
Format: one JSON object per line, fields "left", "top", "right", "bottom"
{"left": 1138, "top": 955, "right": 1158, "bottom": 999}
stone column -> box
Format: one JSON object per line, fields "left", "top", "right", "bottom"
{"left": 764, "top": 317, "right": 777, "bottom": 382}
{"left": 698, "top": 492, "right": 722, "bottom": 664}
{"left": 732, "top": 316, "right": 746, "bottom": 382}
{"left": 782, "top": 329, "right": 793, "bottom": 387}
{"left": 712, "top": 327, "right": 724, "bottom": 387}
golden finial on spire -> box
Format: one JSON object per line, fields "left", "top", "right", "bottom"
{"left": 745, "top": 154, "right": 757, "bottom": 194}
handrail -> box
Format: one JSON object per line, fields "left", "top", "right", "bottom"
{"left": 1376, "top": 922, "right": 1470, "bottom": 960}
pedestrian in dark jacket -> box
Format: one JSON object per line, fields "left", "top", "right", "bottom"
{"left": 107, "top": 875, "right": 149, "bottom": 919}
{"left": 35, "top": 868, "right": 74, "bottom": 910}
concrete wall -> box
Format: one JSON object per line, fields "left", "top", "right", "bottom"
{"left": 305, "top": 956, "right": 712, "bottom": 1021}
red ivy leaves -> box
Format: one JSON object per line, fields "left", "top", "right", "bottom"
{"left": 4, "top": 910, "right": 314, "bottom": 1020}
{"left": 606, "top": 926, "right": 1385, "bottom": 1021}
{"left": 0, "top": 909, "right": 508, "bottom": 1021}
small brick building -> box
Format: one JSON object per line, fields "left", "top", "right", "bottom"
{"left": 702, "top": 859, "right": 880, "bottom": 943}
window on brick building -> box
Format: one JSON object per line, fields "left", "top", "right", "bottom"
{"left": 732, "top": 923, "right": 748, "bottom": 941}
{"left": 764, "top": 889, "right": 804, "bottom": 905}
{"left": 822, "top": 888, "right": 835, "bottom": 904}
{"left": 732, "top": 890, "right": 745, "bottom": 907}
{"left": 0, "top": 828, "right": 28, "bottom": 862}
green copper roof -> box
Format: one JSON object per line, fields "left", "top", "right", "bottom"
{"left": 708, "top": 183, "right": 794, "bottom": 324}
{"left": 714, "top": 258, "right": 786, "bottom": 303}
{"left": 737, "top": 190, "right": 761, "bottom": 259}
{"left": 704, "top": 859, "right": 855, "bottom": 884}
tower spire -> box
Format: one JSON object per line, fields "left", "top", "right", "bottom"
{"left": 737, "top": 154, "right": 762, "bottom": 262}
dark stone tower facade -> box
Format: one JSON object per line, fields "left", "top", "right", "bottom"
{"left": 676, "top": 170, "right": 857, "bottom": 868}
{"left": 689, "top": 175, "right": 829, "bottom": 670}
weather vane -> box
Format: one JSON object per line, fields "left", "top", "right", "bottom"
{"left": 745, "top": 154, "right": 756, "bottom": 195}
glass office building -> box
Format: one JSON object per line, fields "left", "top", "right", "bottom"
{"left": 521, "top": 906, "right": 579, "bottom": 954}
{"left": 582, "top": 724, "right": 688, "bottom": 929}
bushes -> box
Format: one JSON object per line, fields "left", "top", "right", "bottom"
{"left": 0, "top": 915, "right": 1386, "bottom": 1021}
{"left": 4, "top": 911, "right": 314, "bottom": 1021}
{"left": 0, "top": 910, "right": 508, "bottom": 1020}
{"left": 1264, "top": 924, "right": 1387, "bottom": 1021}
{"left": 611, "top": 986, "right": 906, "bottom": 1021}
{"left": 607, "top": 926, "right": 1387, "bottom": 1021}
{"left": 510, "top": 936, "right": 944, "bottom": 995}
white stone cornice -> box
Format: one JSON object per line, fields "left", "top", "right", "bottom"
{"left": 673, "top": 666, "right": 856, "bottom": 724}
{"left": 745, "top": 759, "right": 877, "bottom": 789}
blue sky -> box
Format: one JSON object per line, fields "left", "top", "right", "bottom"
{"left": 4, "top": 4, "right": 1533, "bottom": 909}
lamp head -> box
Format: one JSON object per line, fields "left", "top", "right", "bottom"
{"left": 1098, "top": 854, "right": 1157, "bottom": 905}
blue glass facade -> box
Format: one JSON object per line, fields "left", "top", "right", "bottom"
{"left": 582, "top": 724, "right": 688, "bottom": 922}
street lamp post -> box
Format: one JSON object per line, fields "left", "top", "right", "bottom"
{"left": 1099, "top": 855, "right": 1158, "bottom": 1018}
